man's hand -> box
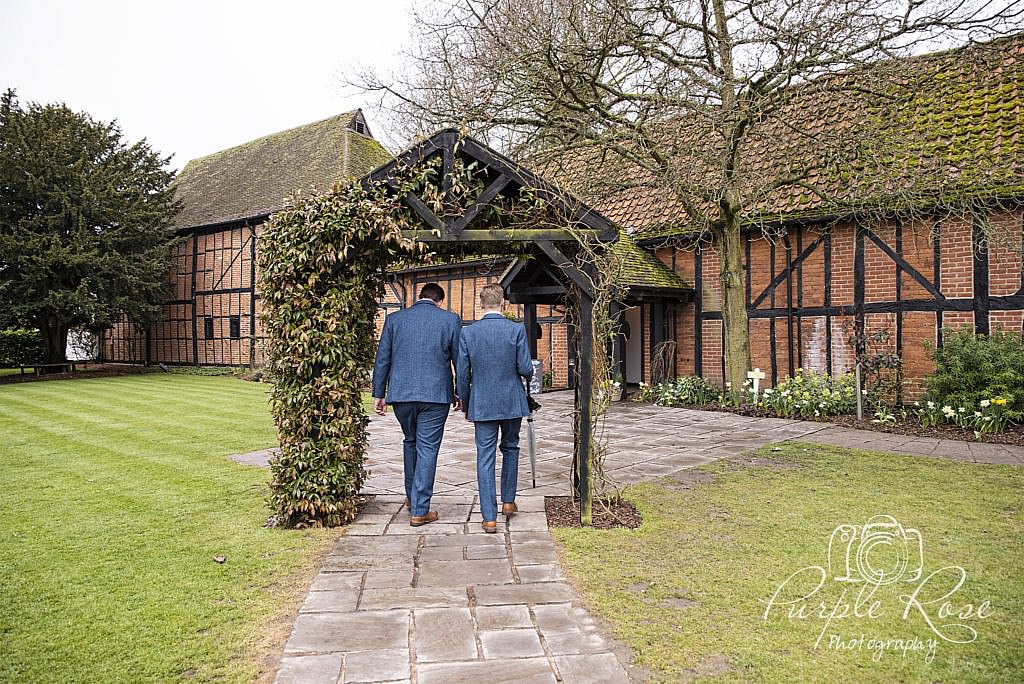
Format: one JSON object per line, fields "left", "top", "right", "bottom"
{"left": 374, "top": 398, "right": 387, "bottom": 416}
{"left": 453, "top": 396, "right": 463, "bottom": 412}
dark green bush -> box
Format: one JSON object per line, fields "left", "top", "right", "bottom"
{"left": 0, "top": 329, "right": 45, "bottom": 366}
{"left": 924, "top": 327, "right": 1024, "bottom": 422}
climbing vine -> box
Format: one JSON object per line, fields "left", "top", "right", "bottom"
{"left": 257, "top": 182, "right": 422, "bottom": 527}
{"left": 564, "top": 235, "right": 626, "bottom": 526}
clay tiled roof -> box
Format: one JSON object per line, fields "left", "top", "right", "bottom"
{"left": 534, "top": 34, "right": 1024, "bottom": 240}
{"left": 171, "top": 111, "right": 392, "bottom": 230}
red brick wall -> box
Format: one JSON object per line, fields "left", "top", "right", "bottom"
{"left": 102, "top": 223, "right": 262, "bottom": 367}
{"left": 664, "top": 208, "right": 1024, "bottom": 399}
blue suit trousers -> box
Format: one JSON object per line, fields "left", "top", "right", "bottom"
{"left": 392, "top": 402, "right": 449, "bottom": 516}
{"left": 475, "top": 418, "right": 522, "bottom": 522}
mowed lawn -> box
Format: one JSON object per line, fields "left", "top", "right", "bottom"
{"left": 0, "top": 373, "right": 342, "bottom": 683}
{"left": 553, "top": 442, "right": 1024, "bottom": 683}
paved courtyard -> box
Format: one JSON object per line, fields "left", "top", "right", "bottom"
{"left": 254, "top": 391, "right": 1024, "bottom": 683}
{"left": 359, "top": 390, "right": 831, "bottom": 499}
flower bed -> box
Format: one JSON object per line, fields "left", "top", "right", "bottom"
{"left": 634, "top": 370, "right": 1024, "bottom": 446}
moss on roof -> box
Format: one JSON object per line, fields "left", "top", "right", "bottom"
{"left": 535, "top": 33, "right": 1024, "bottom": 240}
{"left": 612, "top": 233, "right": 691, "bottom": 291}
{"left": 171, "top": 111, "right": 393, "bottom": 229}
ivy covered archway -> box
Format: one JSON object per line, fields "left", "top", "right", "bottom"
{"left": 258, "top": 130, "right": 616, "bottom": 528}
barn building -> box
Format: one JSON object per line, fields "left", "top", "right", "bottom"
{"left": 101, "top": 111, "right": 391, "bottom": 366}
{"left": 102, "top": 35, "right": 1024, "bottom": 396}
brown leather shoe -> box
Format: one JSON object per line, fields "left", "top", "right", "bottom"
{"left": 404, "top": 499, "right": 410, "bottom": 509}
{"left": 409, "top": 511, "right": 439, "bottom": 527}
{"left": 501, "top": 502, "right": 518, "bottom": 518}
{"left": 481, "top": 520, "right": 497, "bottom": 534}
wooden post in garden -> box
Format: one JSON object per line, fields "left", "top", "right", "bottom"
{"left": 611, "top": 301, "right": 626, "bottom": 399}
{"left": 575, "top": 264, "right": 595, "bottom": 527}
{"left": 523, "top": 303, "right": 539, "bottom": 358}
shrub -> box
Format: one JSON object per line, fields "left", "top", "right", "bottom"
{"left": 760, "top": 368, "right": 857, "bottom": 418}
{"left": 924, "top": 328, "right": 1024, "bottom": 425}
{"left": 633, "top": 381, "right": 657, "bottom": 402}
{"left": 843, "top": 323, "right": 904, "bottom": 407}
{"left": 0, "top": 329, "right": 45, "bottom": 366}
{"left": 258, "top": 183, "right": 421, "bottom": 528}
{"left": 915, "top": 400, "right": 943, "bottom": 428}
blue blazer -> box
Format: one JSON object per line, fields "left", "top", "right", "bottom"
{"left": 372, "top": 300, "right": 461, "bottom": 404}
{"left": 456, "top": 313, "right": 534, "bottom": 421}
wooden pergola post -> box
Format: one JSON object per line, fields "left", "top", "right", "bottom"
{"left": 523, "top": 303, "right": 539, "bottom": 358}
{"left": 574, "top": 276, "right": 594, "bottom": 526}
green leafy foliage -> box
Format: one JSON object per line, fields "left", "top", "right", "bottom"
{"left": 257, "top": 182, "right": 421, "bottom": 528}
{"left": 637, "top": 370, "right": 859, "bottom": 419}
{"left": 924, "top": 327, "right": 1024, "bottom": 425}
{"left": 647, "top": 376, "right": 722, "bottom": 406}
{"left": 760, "top": 369, "right": 858, "bottom": 418}
{"left": 0, "top": 90, "right": 181, "bottom": 362}
{"left": 0, "top": 329, "right": 45, "bottom": 366}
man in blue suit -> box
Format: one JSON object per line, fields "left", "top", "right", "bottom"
{"left": 456, "top": 284, "right": 534, "bottom": 533}
{"left": 372, "top": 283, "right": 461, "bottom": 526}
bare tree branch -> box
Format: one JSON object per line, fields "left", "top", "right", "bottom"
{"left": 346, "top": 0, "right": 1024, "bottom": 391}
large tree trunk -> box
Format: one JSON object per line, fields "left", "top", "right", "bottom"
{"left": 39, "top": 317, "right": 69, "bottom": 365}
{"left": 718, "top": 218, "right": 752, "bottom": 395}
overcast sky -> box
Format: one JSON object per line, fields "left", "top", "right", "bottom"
{"left": 0, "top": 0, "right": 418, "bottom": 171}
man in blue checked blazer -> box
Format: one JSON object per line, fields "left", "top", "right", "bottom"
{"left": 372, "top": 283, "right": 461, "bottom": 527}
{"left": 456, "top": 284, "right": 534, "bottom": 533}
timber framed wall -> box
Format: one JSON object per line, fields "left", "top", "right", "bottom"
{"left": 659, "top": 206, "right": 1024, "bottom": 392}
{"left": 101, "top": 221, "right": 265, "bottom": 366}
{"left": 102, "top": 206, "right": 1023, "bottom": 395}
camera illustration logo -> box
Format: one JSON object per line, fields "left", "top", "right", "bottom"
{"left": 827, "top": 514, "right": 924, "bottom": 585}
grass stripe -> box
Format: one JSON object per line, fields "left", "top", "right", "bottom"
{"left": 0, "top": 374, "right": 339, "bottom": 683}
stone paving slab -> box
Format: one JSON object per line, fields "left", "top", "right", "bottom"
{"left": 344, "top": 649, "right": 409, "bottom": 683}
{"left": 275, "top": 654, "right": 343, "bottom": 684}
{"left": 414, "top": 608, "right": 476, "bottom": 662}
{"left": 285, "top": 610, "right": 408, "bottom": 654}
{"left": 416, "top": 657, "right": 557, "bottom": 684}
{"left": 270, "top": 390, "right": 1024, "bottom": 683}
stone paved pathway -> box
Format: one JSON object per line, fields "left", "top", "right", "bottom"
{"left": 251, "top": 392, "right": 1024, "bottom": 683}
{"left": 276, "top": 493, "right": 631, "bottom": 684}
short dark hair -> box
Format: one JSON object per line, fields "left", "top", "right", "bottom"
{"left": 419, "top": 283, "right": 445, "bottom": 302}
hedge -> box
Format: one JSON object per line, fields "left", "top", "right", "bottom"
{"left": 0, "top": 329, "right": 45, "bottom": 367}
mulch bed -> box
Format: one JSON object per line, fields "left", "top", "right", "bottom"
{"left": 689, "top": 401, "right": 1024, "bottom": 447}
{"left": 545, "top": 495, "right": 643, "bottom": 530}
{"left": 0, "top": 363, "right": 149, "bottom": 385}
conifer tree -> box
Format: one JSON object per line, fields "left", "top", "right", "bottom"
{"left": 0, "top": 90, "right": 180, "bottom": 363}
